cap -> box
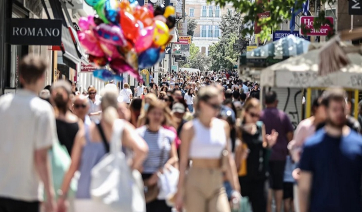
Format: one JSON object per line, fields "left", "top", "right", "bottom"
{"left": 225, "top": 89, "right": 233, "bottom": 94}
{"left": 172, "top": 103, "right": 186, "bottom": 113}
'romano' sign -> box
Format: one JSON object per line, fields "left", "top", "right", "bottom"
{"left": 8, "top": 19, "right": 62, "bottom": 45}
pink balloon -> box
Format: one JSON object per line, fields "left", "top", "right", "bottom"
{"left": 110, "top": 58, "right": 144, "bottom": 83}
{"left": 78, "top": 30, "right": 104, "bottom": 57}
{"left": 78, "top": 16, "right": 95, "bottom": 30}
{"left": 93, "top": 24, "right": 127, "bottom": 46}
{"left": 134, "top": 26, "right": 154, "bottom": 53}
{"left": 99, "top": 42, "right": 121, "bottom": 59}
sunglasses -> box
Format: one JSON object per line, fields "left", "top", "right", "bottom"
{"left": 248, "top": 112, "right": 260, "bottom": 118}
{"left": 74, "top": 104, "right": 87, "bottom": 109}
{"left": 89, "top": 92, "right": 96, "bottom": 95}
{"left": 206, "top": 102, "right": 221, "bottom": 110}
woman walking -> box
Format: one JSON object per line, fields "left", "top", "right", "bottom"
{"left": 176, "top": 86, "right": 240, "bottom": 212}
{"left": 137, "top": 99, "right": 178, "bottom": 212}
{"left": 235, "top": 98, "right": 278, "bottom": 212}
{"left": 57, "top": 88, "right": 148, "bottom": 212}
{"left": 184, "top": 88, "right": 195, "bottom": 113}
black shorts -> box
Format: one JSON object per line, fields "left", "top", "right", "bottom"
{"left": 283, "top": 182, "right": 294, "bottom": 199}
{"left": 0, "top": 197, "right": 39, "bottom": 212}
{"left": 268, "top": 160, "right": 286, "bottom": 190}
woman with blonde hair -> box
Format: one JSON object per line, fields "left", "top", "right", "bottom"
{"left": 234, "top": 98, "right": 278, "bottom": 212}
{"left": 137, "top": 99, "right": 178, "bottom": 212}
{"left": 176, "top": 86, "right": 240, "bottom": 212}
{"left": 119, "top": 83, "right": 133, "bottom": 104}
{"left": 57, "top": 88, "right": 148, "bottom": 212}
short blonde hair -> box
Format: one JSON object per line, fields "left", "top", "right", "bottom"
{"left": 124, "top": 83, "right": 130, "bottom": 89}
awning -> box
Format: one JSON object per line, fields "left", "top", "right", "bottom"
{"left": 240, "top": 35, "right": 311, "bottom": 68}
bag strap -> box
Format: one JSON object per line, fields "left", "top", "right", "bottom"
{"left": 96, "top": 123, "right": 110, "bottom": 153}
{"left": 159, "top": 130, "right": 166, "bottom": 169}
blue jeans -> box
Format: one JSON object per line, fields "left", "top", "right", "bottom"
{"left": 188, "top": 104, "right": 194, "bottom": 113}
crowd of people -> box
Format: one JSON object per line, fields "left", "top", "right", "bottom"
{"left": 1, "top": 54, "right": 362, "bottom": 212}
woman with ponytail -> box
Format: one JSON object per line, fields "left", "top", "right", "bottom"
{"left": 57, "top": 88, "right": 148, "bottom": 212}
{"left": 234, "top": 98, "right": 278, "bottom": 212}
{"left": 51, "top": 80, "right": 82, "bottom": 156}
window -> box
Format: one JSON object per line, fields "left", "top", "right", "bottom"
{"left": 201, "top": 25, "right": 207, "bottom": 37}
{"left": 325, "top": 9, "right": 336, "bottom": 18}
{"left": 202, "top": 6, "right": 207, "bottom": 17}
{"left": 208, "top": 25, "right": 213, "bottom": 37}
{"left": 215, "top": 6, "right": 220, "bottom": 17}
{"left": 189, "top": 8, "right": 194, "bottom": 17}
{"left": 209, "top": 6, "right": 213, "bottom": 17}
{"left": 214, "top": 25, "right": 220, "bottom": 37}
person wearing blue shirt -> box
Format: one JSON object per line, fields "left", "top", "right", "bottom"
{"left": 298, "top": 88, "right": 362, "bottom": 212}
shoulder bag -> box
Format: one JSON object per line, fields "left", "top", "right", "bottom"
{"left": 90, "top": 119, "right": 145, "bottom": 212}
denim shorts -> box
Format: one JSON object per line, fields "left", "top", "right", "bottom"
{"left": 223, "top": 181, "right": 233, "bottom": 200}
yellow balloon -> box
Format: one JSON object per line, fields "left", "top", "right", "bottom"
{"left": 164, "top": 6, "right": 175, "bottom": 18}
{"left": 153, "top": 20, "right": 170, "bottom": 46}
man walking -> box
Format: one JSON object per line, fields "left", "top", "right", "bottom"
{"left": 0, "top": 55, "right": 57, "bottom": 212}
{"left": 260, "top": 91, "right": 294, "bottom": 212}
{"left": 298, "top": 88, "right": 362, "bottom": 212}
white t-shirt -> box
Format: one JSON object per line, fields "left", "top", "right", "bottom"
{"left": 119, "top": 88, "right": 133, "bottom": 103}
{"left": 184, "top": 93, "right": 194, "bottom": 105}
{"left": 136, "top": 85, "right": 145, "bottom": 97}
{"left": 105, "top": 83, "right": 117, "bottom": 91}
{"left": 0, "top": 89, "right": 57, "bottom": 201}
{"left": 88, "top": 98, "right": 102, "bottom": 123}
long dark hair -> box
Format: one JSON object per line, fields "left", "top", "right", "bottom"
{"left": 188, "top": 88, "right": 194, "bottom": 97}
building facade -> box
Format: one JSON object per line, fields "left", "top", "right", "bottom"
{"left": 185, "top": 0, "right": 233, "bottom": 55}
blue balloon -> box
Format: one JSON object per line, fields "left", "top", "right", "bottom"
{"left": 138, "top": 48, "right": 161, "bottom": 69}
{"left": 104, "top": 0, "right": 120, "bottom": 24}
{"left": 93, "top": 69, "right": 123, "bottom": 81}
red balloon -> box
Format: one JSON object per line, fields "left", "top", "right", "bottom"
{"left": 133, "top": 6, "right": 154, "bottom": 27}
{"left": 120, "top": 10, "right": 139, "bottom": 41}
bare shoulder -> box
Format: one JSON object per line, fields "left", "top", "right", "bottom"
{"left": 182, "top": 120, "right": 194, "bottom": 132}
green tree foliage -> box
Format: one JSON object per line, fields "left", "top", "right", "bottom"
{"left": 209, "top": 11, "right": 244, "bottom": 71}
{"left": 209, "top": 0, "right": 335, "bottom": 40}
{"left": 187, "top": 18, "right": 198, "bottom": 37}
{"left": 180, "top": 43, "right": 211, "bottom": 71}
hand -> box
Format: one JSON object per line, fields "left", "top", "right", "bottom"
{"left": 266, "top": 129, "right": 278, "bottom": 147}
{"left": 44, "top": 198, "right": 57, "bottom": 212}
{"left": 163, "top": 163, "right": 172, "bottom": 172}
{"left": 175, "top": 190, "right": 184, "bottom": 212}
{"left": 288, "top": 140, "right": 302, "bottom": 162}
{"left": 292, "top": 168, "right": 301, "bottom": 181}
{"left": 56, "top": 198, "right": 67, "bottom": 212}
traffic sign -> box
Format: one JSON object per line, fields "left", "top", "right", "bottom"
{"left": 165, "top": 47, "right": 171, "bottom": 54}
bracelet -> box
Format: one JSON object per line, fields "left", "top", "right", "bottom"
{"left": 57, "top": 189, "right": 67, "bottom": 199}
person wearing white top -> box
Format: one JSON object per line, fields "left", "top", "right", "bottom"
{"left": 0, "top": 55, "right": 57, "bottom": 211}
{"left": 87, "top": 87, "right": 102, "bottom": 123}
{"left": 135, "top": 82, "right": 145, "bottom": 98}
{"left": 184, "top": 88, "right": 195, "bottom": 113}
{"left": 119, "top": 83, "right": 133, "bottom": 104}
{"left": 104, "top": 80, "right": 117, "bottom": 91}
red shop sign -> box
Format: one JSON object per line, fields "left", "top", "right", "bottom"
{"left": 300, "top": 16, "right": 333, "bottom": 36}
{"left": 81, "top": 63, "right": 96, "bottom": 72}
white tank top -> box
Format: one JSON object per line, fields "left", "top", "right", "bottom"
{"left": 189, "top": 118, "right": 226, "bottom": 159}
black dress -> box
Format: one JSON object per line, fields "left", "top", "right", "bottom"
{"left": 56, "top": 119, "right": 79, "bottom": 155}
{"left": 239, "top": 122, "right": 268, "bottom": 212}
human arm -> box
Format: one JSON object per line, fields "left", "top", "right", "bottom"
{"left": 263, "top": 125, "right": 278, "bottom": 148}
{"left": 165, "top": 139, "right": 179, "bottom": 169}
{"left": 298, "top": 171, "right": 312, "bottom": 212}
{"left": 224, "top": 121, "right": 240, "bottom": 192}
{"left": 122, "top": 122, "right": 148, "bottom": 171}
{"left": 57, "top": 129, "right": 85, "bottom": 212}
{"left": 34, "top": 107, "right": 57, "bottom": 212}
{"left": 176, "top": 121, "right": 194, "bottom": 210}
{"left": 284, "top": 113, "right": 295, "bottom": 142}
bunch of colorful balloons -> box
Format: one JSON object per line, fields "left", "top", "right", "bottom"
{"left": 78, "top": 0, "right": 176, "bottom": 82}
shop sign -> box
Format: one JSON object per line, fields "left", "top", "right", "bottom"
{"left": 179, "top": 36, "right": 191, "bottom": 44}
{"left": 81, "top": 63, "right": 96, "bottom": 72}
{"left": 247, "top": 46, "right": 258, "bottom": 52}
{"left": 349, "top": 0, "right": 362, "bottom": 15}
{"left": 273, "top": 31, "right": 310, "bottom": 41}
{"left": 299, "top": 16, "right": 333, "bottom": 36}
{"left": 8, "top": 19, "right": 62, "bottom": 45}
